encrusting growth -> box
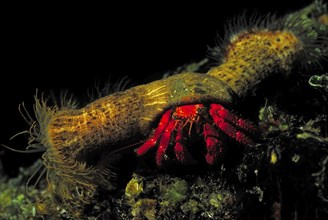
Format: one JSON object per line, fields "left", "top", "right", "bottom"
{"left": 6, "top": 0, "right": 328, "bottom": 210}
{"left": 208, "top": 31, "right": 301, "bottom": 96}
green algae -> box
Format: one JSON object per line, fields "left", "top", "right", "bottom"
{"left": 0, "top": 166, "right": 39, "bottom": 220}
{"left": 131, "top": 198, "right": 157, "bottom": 220}
{"left": 125, "top": 174, "right": 144, "bottom": 199}
{"left": 160, "top": 178, "right": 188, "bottom": 206}
{"left": 309, "top": 74, "right": 328, "bottom": 91}
{"left": 180, "top": 199, "right": 199, "bottom": 215}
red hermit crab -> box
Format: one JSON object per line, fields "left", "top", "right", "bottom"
{"left": 137, "top": 103, "right": 256, "bottom": 166}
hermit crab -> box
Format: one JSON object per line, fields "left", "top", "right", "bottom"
{"left": 137, "top": 103, "right": 256, "bottom": 165}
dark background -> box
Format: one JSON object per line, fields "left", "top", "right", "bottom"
{"left": 1, "top": 0, "right": 313, "bottom": 176}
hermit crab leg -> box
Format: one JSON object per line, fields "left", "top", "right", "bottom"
{"left": 209, "top": 104, "right": 252, "bottom": 145}
{"left": 155, "top": 119, "right": 177, "bottom": 166}
{"left": 136, "top": 109, "right": 173, "bottom": 156}
{"left": 203, "top": 123, "right": 223, "bottom": 164}
{"left": 173, "top": 123, "right": 189, "bottom": 163}
{"left": 210, "top": 104, "right": 257, "bottom": 133}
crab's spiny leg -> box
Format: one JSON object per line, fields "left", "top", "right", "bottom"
{"left": 203, "top": 123, "right": 222, "bottom": 165}
{"left": 210, "top": 104, "right": 257, "bottom": 133}
{"left": 156, "top": 119, "right": 177, "bottom": 166}
{"left": 174, "top": 123, "right": 191, "bottom": 163}
{"left": 235, "top": 131, "right": 251, "bottom": 145}
{"left": 209, "top": 105, "right": 251, "bottom": 145}
{"left": 136, "top": 109, "right": 173, "bottom": 156}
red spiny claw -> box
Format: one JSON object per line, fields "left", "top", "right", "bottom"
{"left": 203, "top": 123, "right": 223, "bottom": 165}
{"left": 173, "top": 124, "right": 185, "bottom": 162}
{"left": 173, "top": 124, "right": 195, "bottom": 163}
{"left": 209, "top": 104, "right": 253, "bottom": 145}
{"left": 136, "top": 110, "right": 173, "bottom": 156}
{"left": 210, "top": 104, "right": 257, "bottom": 133}
{"left": 156, "top": 119, "right": 176, "bottom": 166}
